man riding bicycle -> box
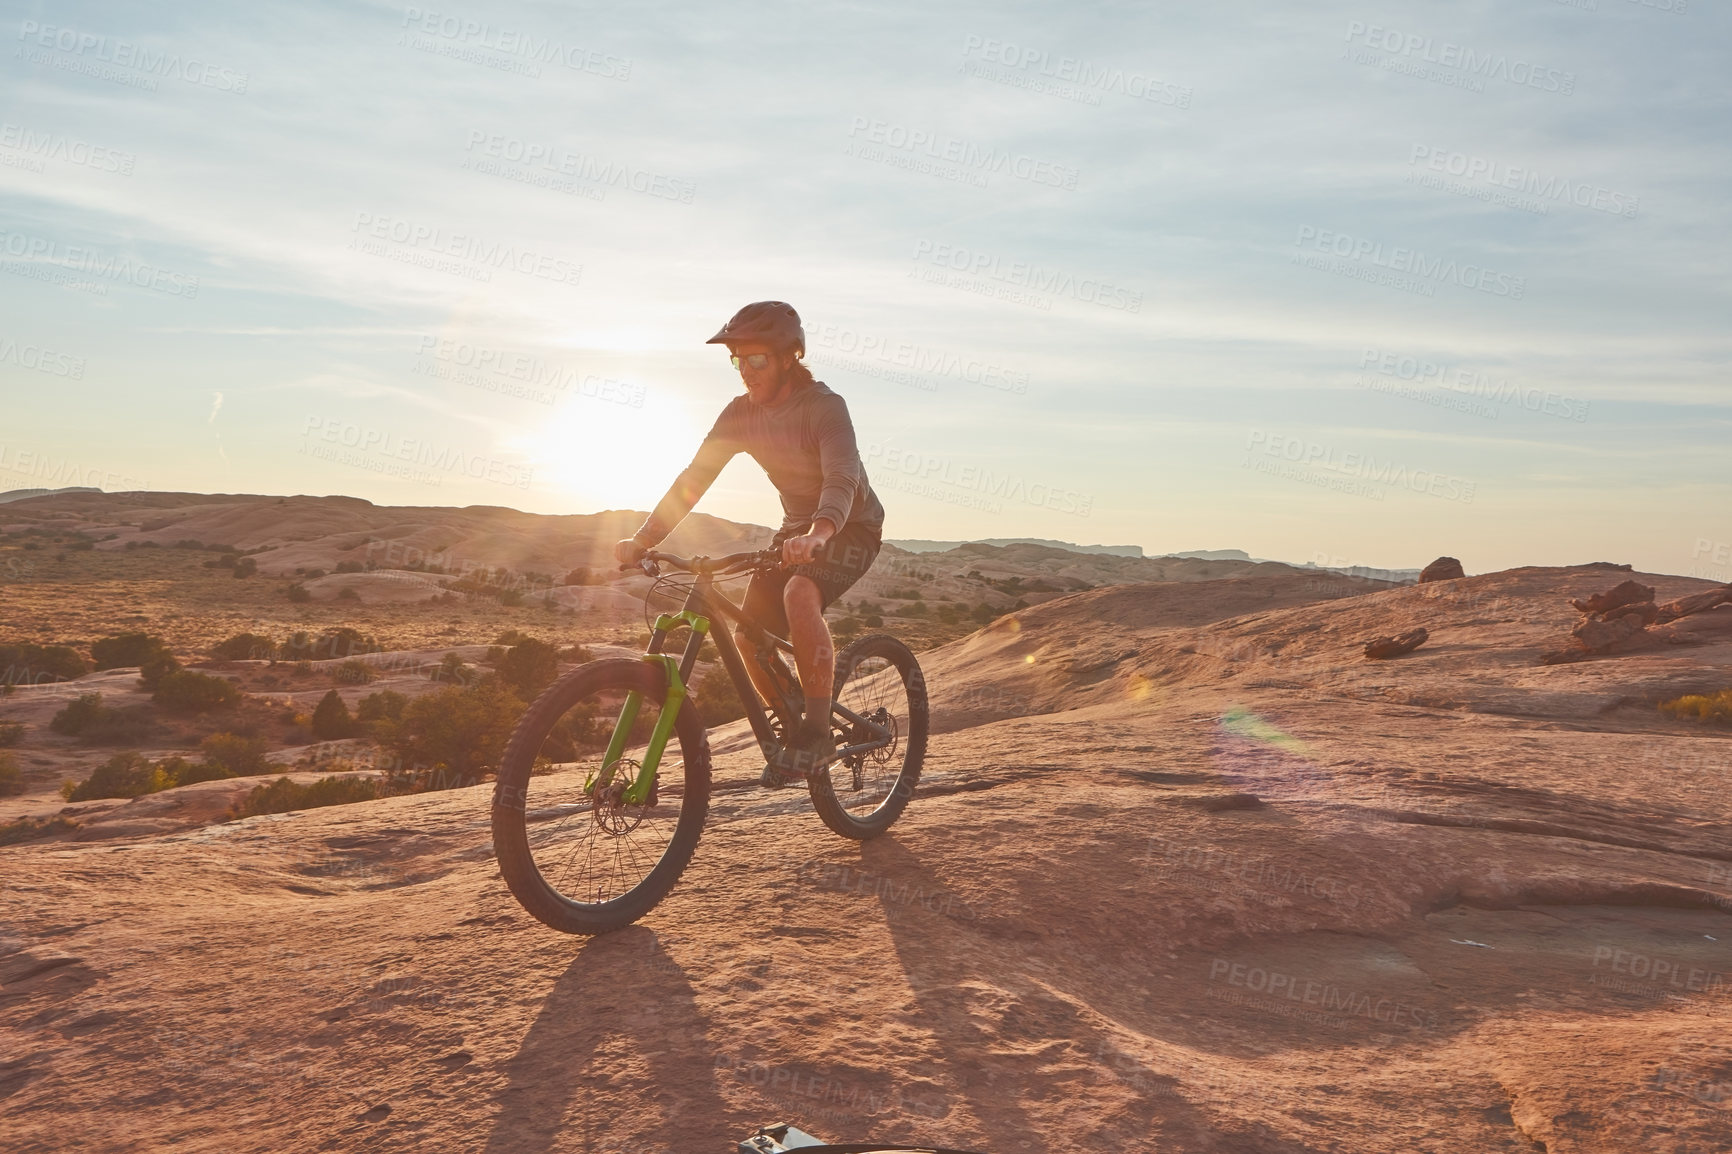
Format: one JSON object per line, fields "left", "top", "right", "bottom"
{"left": 614, "top": 301, "right": 885, "bottom": 787}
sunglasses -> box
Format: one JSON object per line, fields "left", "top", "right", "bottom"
{"left": 730, "top": 352, "right": 772, "bottom": 371}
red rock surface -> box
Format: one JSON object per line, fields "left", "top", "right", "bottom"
{"left": 4, "top": 564, "right": 1732, "bottom": 1153}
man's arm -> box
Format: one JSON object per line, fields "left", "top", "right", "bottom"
{"left": 629, "top": 411, "right": 741, "bottom": 549}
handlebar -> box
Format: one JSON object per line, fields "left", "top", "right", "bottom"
{"left": 618, "top": 548, "right": 783, "bottom": 580}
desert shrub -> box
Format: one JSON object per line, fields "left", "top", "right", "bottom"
{"left": 211, "top": 632, "right": 276, "bottom": 661}
{"left": 355, "top": 690, "right": 407, "bottom": 724}
{"left": 170, "top": 758, "right": 238, "bottom": 787}
{"left": 0, "top": 752, "right": 22, "bottom": 795}
{"left": 305, "top": 568, "right": 327, "bottom": 579}
{"left": 562, "top": 567, "right": 605, "bottom": 586}
{"left": 558, "top": 643, "right": 593, "bottom": 662}
{"left": 50, "top": 693, "right": 108, "bottom": 736}
{"left": 378, "top": 677, "right": 520, "bottom": 786}
{"left": 203, "top": 553, "right": 237, "bottom": 569}
{"left": 311, "top": 690, "right": 357, "bottom": 740}
{"left": 61, "top": 751, "right": 156, "bottom": 800}
{"left": 499, "top": 589, "right": 524, "bottom": 607}
{"left": 0, "top": 814, "right": 79, "bottom": 846}
{"left": 333, "top": 659, "right": 377, "bottom": 685}
{"left": 230, "top": 774, "right": 380, "bottom": 819}
{"left": 695, "top": 666, "right": 748, "bottom": 727}
{"left": 172, "top": 539, "right": 203, "bottom": 550}
{"left": 138, "top": 653, "right": 182, "bottom": 690}
{"left": 432, "top": 652, "right": 474, "bottom": 685}
{"left": 49, "top": 693, "right": 156, "bottom": 744}
{"left": 152, "top": 670, "right": 241, "bottom": 714}
{"left": 831, "top": 615, "right": 861, "bottom": 641}
{"left": 200, "top": 732, "right": 271, "bottom": 775}
{"left": 0, "top": 721, "right": 23, "bottom": 747}
{"left": 335, "top": 586, "right": 360, "bottom": 601}
{"left": 281, "top": 628, "right": 379, "bottom": 662}
{"left": 291, "top": 661, "right": 314, "bottom": 677}
{"left": 903, "top": 601, "right": 927, "bottom": 618}
{"left": 971, "top": 603, "right": 998, "bottom": 624}
{"left": 0, "top": 642, "right": 90, "bottom": 684}
{"left": 68, "top": 538, "right": 94, "bottom": 552}
{"left": 91, "top": 632, "right": 171, "bottom": 671}
{"left": 335, "top": 560, "right": 364, "bottom": 574}
{"left": 286, "top": 582, "right": 311, "bottom": 603}
{"left": 488, "top": 637, "right": 559, "bottom": 700}
{"left": 1660, "top": 689, "right": 1732, "bottom": 725}
{"left": 232, "top": 557, "right": 258, "bottom": 578}
{"left": 863, "top": 612, "right": 883, "bottom": 628}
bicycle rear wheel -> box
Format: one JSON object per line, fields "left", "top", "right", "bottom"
{"left": 808, "top": 634, "right": 928, "bottom": 840}
{"left": 491, "top": 659, "right": 711, "bottom": 934}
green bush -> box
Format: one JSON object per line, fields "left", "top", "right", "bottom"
{"left": 311, "top": 690, "right": 357, "bottom": 740}
{"left": 0, "top": 642, "right": 90, "bottom": 684}
{"left": 286, "top": 583, "right": 311, "bottom": 603}
{"left": 200, "top": 732, "right": 271, "bottom": 775}
{"left": 211, "top": 632, "right": 277, "bottom": 661}
{"left": 1660, "top": 689, "right": 1732, "bottom": 725}
{"left": 91, "top": 632, "right": 171, "bottom": 671}
{"left": 60, "top": 751, "right": 238, "bottom": 801}
{"left": 432, "top": 651, "right": 474, "bottom": 685}
{"left": 48, "top": 693, "right": 156, "bottom": 744}
{"left": 335, "top": 560, "right": 364, "bottom": 574}
{"left": 695, "top": 666, "right": 748, "bottom": 726}
{"left": 336, "top": 587, "right": 360, "bottom": 602}
{"left": 50, "top": 693, "right": 108, "bottom": 736}
{"left": 61, "top": 751, "right": 156, "bottom": 800}
{"left": 281, "top": 628, "right": 379, "bottom": 662}
{"left": 138, "top": 653, "right": 182, "bottom": 690}
{"left": 230, "top": 774, "right": 379, "bottom": 819}
{"left": 0, "top": 752, "right": 23, "bottom": 795}
{"left": 488, "top": 637, "right": 559, "bottom": 700}
{"left": 232, "top": 557, "right": 258, "bottom": 578}
{"left": 379, "top": 677, "right": 520, "bottom": 787}
{"left": 334, "top": 659, "right": 377, "bottom": 685}
{"left": 356, "top": 690, "right": 407, "bottom": 724}
{"left": 152, "top": 670, "right": 241, "bottom": 714}
{"left": 0, "top": 720, "right": 24, "bottom": 747}
{"left": 0, "top": 814, "right": 79, "bottom": 846}
{"left": 863, "top": 613, "right": 883, "bottom": 628}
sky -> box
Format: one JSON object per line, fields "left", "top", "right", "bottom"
{"left": 1, "top": 0, "right": 1727, "bottom": 578}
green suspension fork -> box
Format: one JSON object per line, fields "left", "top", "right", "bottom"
{"left": 587, "top": 611, "right": 709, "bottom": 804}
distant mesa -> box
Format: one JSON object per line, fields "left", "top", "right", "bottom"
{"left": 887, "top": 537, "right": 1146, "bottom": 557}
{"left": 0, "top": 486, "right": 101, "bottom": 505}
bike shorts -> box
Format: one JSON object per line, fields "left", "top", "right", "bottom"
{"left": 742, "top": 520, "right": 882, "bottom": 638}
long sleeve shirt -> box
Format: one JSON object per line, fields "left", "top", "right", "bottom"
{"left": 635, "top": 380, "right": 885, "bottom": 546}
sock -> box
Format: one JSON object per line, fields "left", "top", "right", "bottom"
{"left": 802, "top": 696, "right": 829, "bottom": 732}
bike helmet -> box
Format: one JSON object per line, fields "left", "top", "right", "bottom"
{"left": 706, "top": 301, "right": 804, "bottom": 357}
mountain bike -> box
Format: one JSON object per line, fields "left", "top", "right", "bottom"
{"left": 491, "top": 548, "right": 928, "bottom": 935}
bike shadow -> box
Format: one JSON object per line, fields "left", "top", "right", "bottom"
{"left": 860, "top": 835, "right": 1297, "bottom": 1153}
{"left": 482, "top": 926, "right": 732, "bottom": 1154}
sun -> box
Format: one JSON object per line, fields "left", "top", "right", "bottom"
{"left": 508, "top": 387, "right": 702, "bottom": 510}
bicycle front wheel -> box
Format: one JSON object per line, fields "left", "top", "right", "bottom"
{"left": 809, "top": 634, "right": 928, "bottom": 840}
{"left": 491, "top": 659, "right": 711, "bottom": 934}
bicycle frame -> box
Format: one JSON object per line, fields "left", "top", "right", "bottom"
{"left": 589, "top": 558, "right": 894, "bottom": 804}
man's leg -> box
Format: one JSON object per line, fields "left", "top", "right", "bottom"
{"left": 734, "top": 626, "right": 785, "bottom": 711}
{"left": 782, "top": 575, "right": 835, "bottom": 710}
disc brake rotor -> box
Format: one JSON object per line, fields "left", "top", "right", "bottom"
{"left": 590, "top": 759, "right": 650, "bottom": 834}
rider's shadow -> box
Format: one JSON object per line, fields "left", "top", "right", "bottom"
{"left": 861, "top": 836, "right": 1277, "bottom": 1153}
{"left": 482, "top": 927, "right": 731, "bottom": 1154}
